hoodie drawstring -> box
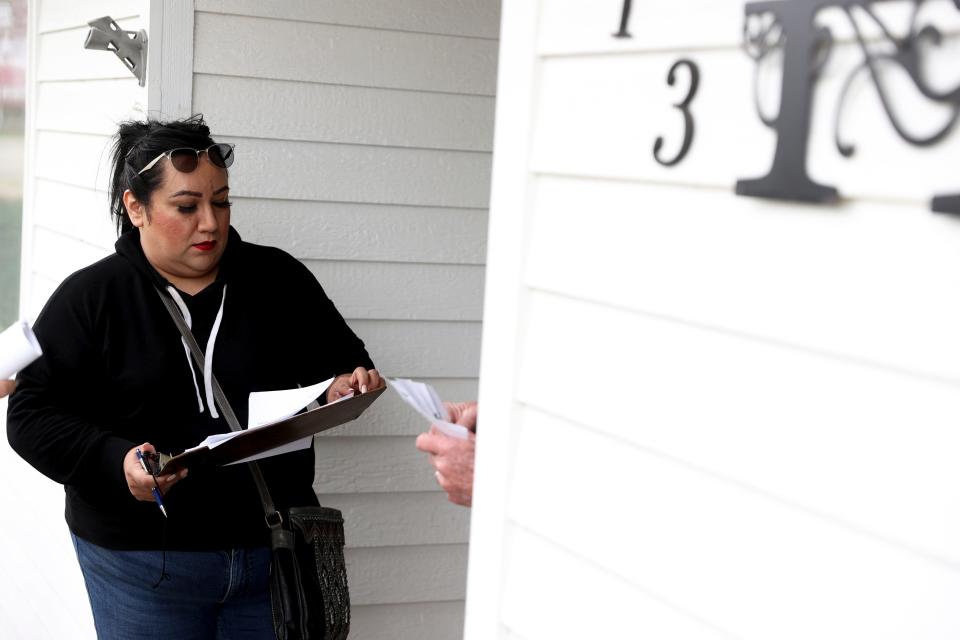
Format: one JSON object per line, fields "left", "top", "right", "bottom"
{"left": 166, "top": 285, "right": 227, "bottom": 418}
{"left": 203, "top": 287, "right": 227, "bottom": 419}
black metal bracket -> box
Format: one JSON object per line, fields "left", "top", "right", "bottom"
{"left": 83, "top": 16, "right": 147, "bottom": 87}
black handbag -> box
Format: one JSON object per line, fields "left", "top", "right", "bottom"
{"left": 156, "top": 287, "right": 351, "bottom": 639}
{"left": 269, "top": 507, "right": 351, "bottom": 640}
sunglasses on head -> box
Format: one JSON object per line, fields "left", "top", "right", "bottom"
{"left": 136, "top": 143, "right": 235, "bottom": 175}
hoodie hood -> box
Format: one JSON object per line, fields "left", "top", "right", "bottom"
{"left": 115, "top": 226, "right": 242, "bottom": 419}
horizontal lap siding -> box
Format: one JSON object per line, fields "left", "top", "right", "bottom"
{"left": 193, "top": 75, "right": 496, "bottom": 152}
{"left": 471, "top": 0, "right": 960, "bottom": 638}
{"left": 350, "top": 602, "right": 467, "bottom": 640}
{"left": 508, "top": 409, "right": 960, "bottom": 640}
{"left": 501, "top": 527, "right": 729, "bottom": 640}
{"left": 11, "top": 4, "right": 151, "bottom": 638}
{"left": 230, "top": 199, "right": 488, "bottom": 265}
{"left": 193, "top": 13, "right": 498, "bottom": 95}
{"left": 223, "top": 137, "right": 491, "bottom": 208}
{"left": 26, "top": 51, "right": 145, "bottom": 319}
{"left": 191, "top": 4, "right": 498, "bottom": 636}
{"left": 195, "top": 0, "right": 501, "bottom": 39}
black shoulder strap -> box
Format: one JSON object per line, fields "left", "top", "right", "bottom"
{"left": 154, "top": 286, "right": 283, "bottom": 531}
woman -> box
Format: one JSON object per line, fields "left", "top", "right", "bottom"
{"left": 7, "top": 115, "right": 381, "bottom": 638}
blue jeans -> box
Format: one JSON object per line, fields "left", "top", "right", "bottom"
{"left": 72, "top": 534, "right": 274, "bottom": 639}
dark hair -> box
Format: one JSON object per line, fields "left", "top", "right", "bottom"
{"left": 108, "top": 114, "right": 218, "bottom": 234}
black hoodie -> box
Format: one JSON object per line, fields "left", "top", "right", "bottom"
{"left": 7, "top": 227, "right": 374, "bottom": 550}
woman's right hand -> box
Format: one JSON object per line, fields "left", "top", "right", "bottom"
{"left": 123, "top": 442, "right": 187, "bottom": 501}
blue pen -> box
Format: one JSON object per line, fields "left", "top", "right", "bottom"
{"left": 135, "top": 448, "right": 168, "bottom": 518}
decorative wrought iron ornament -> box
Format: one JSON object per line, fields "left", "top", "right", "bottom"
{"left": 738, "top": 0, "right": 960, "bottom": 213}
{"left": 84, "top": 16, "right": 147, "bottom": 86}
{"left": 653, "top": 59, "right": 700, "bottom": 167}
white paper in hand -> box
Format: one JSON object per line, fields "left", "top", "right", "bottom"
{"left": 389, "top": 377, "right": 470, "bottom": 440}
{"left": 0, "top": 321, "right": 42, "bottom": 379}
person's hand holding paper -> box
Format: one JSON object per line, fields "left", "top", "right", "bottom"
{"left": 416, "top": 400, "right": 477, "bottom": 507}
{"left": 392, "top": 378, "right": 478, "bottom": 507}
{"left": 327, "top": 366, "right": 383, "bottom": 401}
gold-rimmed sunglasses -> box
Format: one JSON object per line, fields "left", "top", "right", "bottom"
{"left": 136, "top": 143, "right": 235, "bottom": 175}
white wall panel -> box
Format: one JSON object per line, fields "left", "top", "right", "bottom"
{"left": 195, "top": 75, "right": 495, "bottom": 152}
{"left": 350, "top": 602, "right": 466, "bottom": 640}
{"left": 526, "top": 177, "right": 960, "bottom": 381}
{"left": 349, "top": 319, "right": 481, "bottom": 378}
{"left": 501, "top": 527, "right": 730, "bottom": 640}
{"left": 306, "top": 260, "right": 484, "bottom": 322}
{"left": 33, "top": 131, "right": 114, "bottom": 191}
{"left": 508, "top": 409, "right": 960, "bottom": 640}
{"left": 519, "top": 291, "right": 960, "bottom": 565}
{"left": 224, "top": 137, "right": 491, "bottom": 209}
{"left": 37, "top": 0, "right": 138, "bottom": 33}
{"left": 347, "top": 544, "right": 468, "bottom": 605}
{"left": 194, "top": 13, "right": 498, "bottom": 96}
{"left": 36, "top": 79, "right": 147, "bottom": 134}
{"left": 315, "top": 436, "right": 456, "bottom": 494}
{"left": 230, "top": 199, "right": 487, "bottom": 265}
{"left": 317, "top": 492, "right": 470, "bottom": 548}
{"left": 196, "top": 0, "right": 500, "bottom": 39}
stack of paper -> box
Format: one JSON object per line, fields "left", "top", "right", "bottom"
{"left": 0, "top": 321, "right": 42, "bottom": 379}
{"left": 183, "top": 377, "right": 335, "bottom": 463}
{"left": 389, "top": 377, "right": 470, "bottom": 440}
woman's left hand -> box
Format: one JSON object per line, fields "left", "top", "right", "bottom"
{"left": 327, "top": 367, "right": 383, "bottom": 402}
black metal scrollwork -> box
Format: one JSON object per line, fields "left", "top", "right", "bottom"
{"left": 738, "top": 0, "right": 960, "bottom": 213}
{"left": 654, "top": 59, "right": 700, "bottom": 167}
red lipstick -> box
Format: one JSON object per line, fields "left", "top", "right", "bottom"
{"left": 193, "top": 241, "right": 216, "bottom": 251}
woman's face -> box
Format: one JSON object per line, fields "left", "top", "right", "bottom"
{"left": 125, "top": 155, "right": 232, "bottom": 293}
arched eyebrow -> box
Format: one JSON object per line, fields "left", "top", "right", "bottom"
{"left": 169, "top": 186, "right": 229, "bottom": 198}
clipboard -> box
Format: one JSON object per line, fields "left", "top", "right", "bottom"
{"left": 155, "top": 385, "right": 385, "bottom": 474}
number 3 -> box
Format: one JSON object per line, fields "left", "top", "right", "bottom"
{"left": 654, "top": 59, "right": 700, "bottom": 167}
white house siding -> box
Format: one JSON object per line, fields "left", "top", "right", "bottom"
{"left": 21, "top": 0, "right": 152, "bottom": 318}
{"left": 468, "top": 1, "right": 960, "bottom": 640}
{"left": 192, "top": 2, "right": 499, "bottom": 638}
{"left": 4, "top": 2, "right": 157, "bottom": 637}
